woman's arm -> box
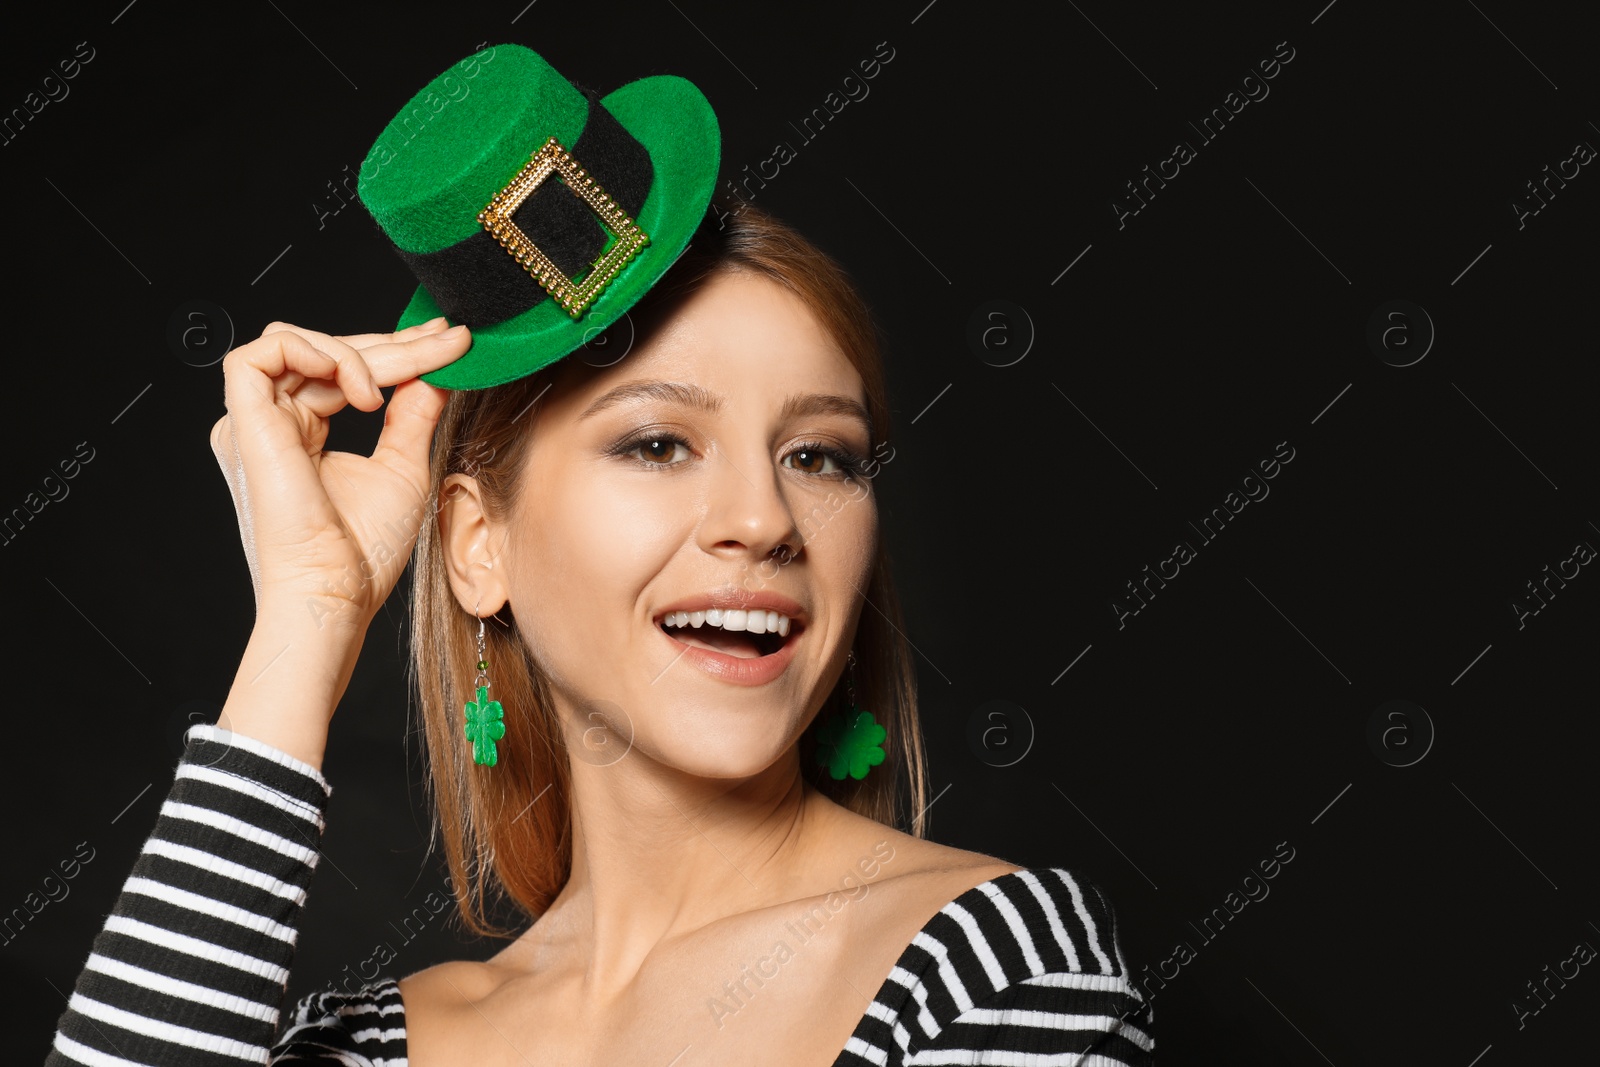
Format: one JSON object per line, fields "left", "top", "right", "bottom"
{"left": 45, "top": 723, "right": 332, "bottom": 1065}
{"left": 46, "top": 318, "right": 469, "bottom": 1064}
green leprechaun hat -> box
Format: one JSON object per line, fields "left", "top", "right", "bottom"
{"left": 356, "top": 43, "right": 720, "bottom": 390}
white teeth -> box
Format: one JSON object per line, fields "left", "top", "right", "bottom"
{"left": 660, "top": 606, "right": 798, "bottom": 637}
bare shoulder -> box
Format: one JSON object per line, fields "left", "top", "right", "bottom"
{"left": 397, "top": 939, "right": 545, "bottom": 1021}
{"left": 798, "top": 813, "right": 1026, "bottom": 1007}
{"left": 399, "top": 950, "right": 549, "bottom": 1065}
{"left": 813, "top": 803, "right": 1024, "bottom": 938}
{"left": 871, "top": 833, "right": 1023, "bottom": 909}
{"left": 819, "top": 797, "right": 1022, "bottom": 895}
{"left": 397, "top": 957, "right": 499, "bottom": 1012}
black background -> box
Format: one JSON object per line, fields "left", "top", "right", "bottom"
{"left": 3, "top": 1, "right": 1596, "bottom": 1062}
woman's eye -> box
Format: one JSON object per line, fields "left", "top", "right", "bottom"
{"left": 618, "top": 436, "right": 855, "bottom": 475}
{"left": 633, "top": 438, "right": 690, "bottom": 465}
{"left": 785, "top": 449, "right": 837, "bottom": 475}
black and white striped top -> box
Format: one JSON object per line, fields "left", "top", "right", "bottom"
{"left": 48, "top": 725, "right": 1155, "bottom": 1066}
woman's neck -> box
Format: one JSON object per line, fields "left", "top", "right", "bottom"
{"left": 531, "top": 747, "right": 837, "bottom": 1002}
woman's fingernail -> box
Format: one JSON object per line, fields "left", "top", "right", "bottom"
{"left": 443, "top": 324, "right": 468, "bottom": 337}
{"left": 423, "top": 316, "right": 448, "bottom": 329}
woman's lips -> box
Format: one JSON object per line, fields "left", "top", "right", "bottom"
{"left": 671, "top": 628, "right": 767, "bottom": 658}
{"left": 655, "top": 619, "right": 802, "bottom": 686}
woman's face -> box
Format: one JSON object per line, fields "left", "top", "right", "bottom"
{"left": 447, "top": 268, "right": 878, "bottom": 780}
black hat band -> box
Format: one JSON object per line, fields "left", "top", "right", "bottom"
{"left": 389, "top": 89, "right": 655, "bottom": 328}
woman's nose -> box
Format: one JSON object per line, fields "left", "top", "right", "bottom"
{"left": 696, "top": 447, "right": 801, "bottom": 563}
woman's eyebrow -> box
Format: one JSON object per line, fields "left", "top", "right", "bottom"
{"left": 579, "top": 380, "right": 872, "bottom": 436}
{"left": 778, "top": 393, "right": 872, "bottom": 437}
{"left": 579, "top": 380, "right": 721, "bottom": 420}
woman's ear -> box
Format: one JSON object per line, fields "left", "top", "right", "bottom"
{"left": 438, "top": 472, "right": 510, "bottom": 616}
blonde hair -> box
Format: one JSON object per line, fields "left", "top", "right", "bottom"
{"left": 408, "top": 201, "right": 930, "bottom": 937}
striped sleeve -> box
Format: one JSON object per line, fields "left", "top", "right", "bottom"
{"left": 272, "top": 980, "right": 408, "bottom": 1065}
{"left": 838, "top": 867, "right": 1154, "bottom": 1066}
{"left": 910, "top": 869, "right": 1153, "bottom": 1066}
{"left": 46, "top": 724, "right": 333, "bottom": 1067}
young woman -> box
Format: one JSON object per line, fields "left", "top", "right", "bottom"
{"left": 47, "top": 45, "right": 1154, "bottom": 1067}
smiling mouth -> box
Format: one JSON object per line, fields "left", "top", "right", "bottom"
{"left": 656, "top": 609, "right": 802, "bottom": 659}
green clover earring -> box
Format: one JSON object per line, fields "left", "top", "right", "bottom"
{"left": 815, "top": 650, "right": 886, "bottom": 781}
{"left": 464, "top": 611, "right": 506, "bottom": 767}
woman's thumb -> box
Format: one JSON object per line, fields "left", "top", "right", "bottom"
{"left": 372, "top": 376, "right": 449, "bottom": 478}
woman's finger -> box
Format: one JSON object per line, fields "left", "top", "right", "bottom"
{"left": 272, "top": 327, "right": 385, "bottom": 414}
{"left": 333, "top": 315, "right": 452, "bottom": 351}
{"left": 369, "top": 376, "right": 450, "bottom": 490}
{"left": 358, "top": 325, "right": 473, "bottom": 388}
{"left": 288, "top": 326, "right": 472, "bottom": 416}
{"left": 222, "top": 329, "right": 352, "bottom": 487}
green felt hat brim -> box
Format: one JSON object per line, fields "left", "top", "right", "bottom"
{"left": 399, "top": 75, "right": 719, "bottom": 390}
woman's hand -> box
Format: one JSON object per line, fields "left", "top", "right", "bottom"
{"left": 210, "top": 316, "right": 471, "bottom": 635}
{"left": 207, "top": 317, "right": 471, "bottom": 767}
